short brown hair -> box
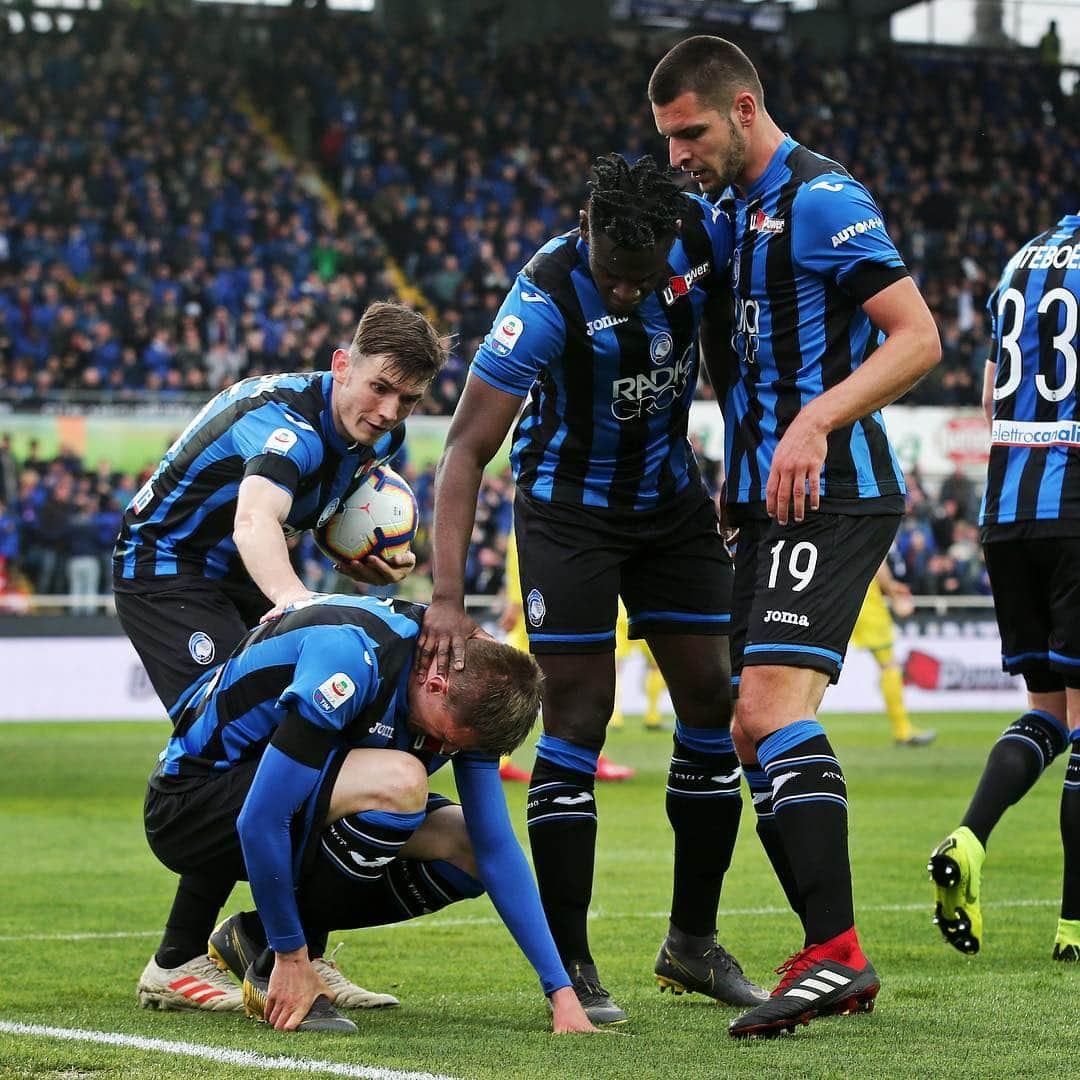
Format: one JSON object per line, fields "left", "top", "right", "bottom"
{"left": 446, "top": 638, "right": 543, "bottom": 757}
{"left": 648, "top": 35, "right": 764, "bottom": 113}
{"left": 349, "top": 301, "right": 448, "bottom": 384}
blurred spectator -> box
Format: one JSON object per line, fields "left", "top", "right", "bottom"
{"left": 3, "top": 12, "right": 1075, "bottom": 411}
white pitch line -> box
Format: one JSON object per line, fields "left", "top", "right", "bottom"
{"left": 0, "top": 897, "right": 1058, "bottom": 944}
{"left": 0, "top": 1021, "right": 461, "bottom": 1080}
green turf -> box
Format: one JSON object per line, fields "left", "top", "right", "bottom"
{"left": 1, "top": 714, "right": 1077, "bottom": 1078}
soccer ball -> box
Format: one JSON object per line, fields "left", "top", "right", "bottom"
{"left": 313, "top": 465, "right": 418, "bottom": 563}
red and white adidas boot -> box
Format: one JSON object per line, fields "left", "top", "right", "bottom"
{"left": 137, "top": 953, "right": 243, "bottom": 1011}
{"left": 728, "top": 927, "right": 879, "bottom": 1038}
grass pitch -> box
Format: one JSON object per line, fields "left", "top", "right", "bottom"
{"left": 1, "top": 713, "right": 1078, "bottom": 1079}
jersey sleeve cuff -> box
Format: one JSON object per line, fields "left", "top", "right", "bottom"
{"left": 840, "top": 260, "right": 909, "bottom": 304}
{"left": 470, "top": 365, "right": 530, "bottom": 398}
{"left": 269, "top": 930, "right": 308, "bottom": 954}
{"left": 244, "top": 453, "right": 302, "bottom": 494}
{"left": 542, "top": 971, "right": 572, "bottom": 995}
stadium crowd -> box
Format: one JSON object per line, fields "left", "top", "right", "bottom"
{"left": 2, "top": 10, "right": 1078, "bottom": 409}
{"left": 0, "top": 434, "right": 991, "bottom": 605}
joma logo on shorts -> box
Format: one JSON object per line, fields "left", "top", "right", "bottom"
{"left": 763, "top": 609, "right": 810, "bottom": 627}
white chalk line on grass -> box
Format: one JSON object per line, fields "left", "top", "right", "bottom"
{"left": 0, "top": 1021, "right": 461, "bottom": 1080}
{"left": 0, "top": 897, "right": 1058, "bottom": 944}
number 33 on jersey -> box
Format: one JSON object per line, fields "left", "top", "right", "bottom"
{"left": 983, "top": 214, "right": 1080, "bottom": 529}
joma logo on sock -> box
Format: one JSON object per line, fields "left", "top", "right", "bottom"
{"left": 763, "top": 609, "right": 810, "bottom": 627}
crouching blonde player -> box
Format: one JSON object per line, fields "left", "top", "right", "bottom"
{"left": 143, "top": 594, "right": 597, "bottom": 1034}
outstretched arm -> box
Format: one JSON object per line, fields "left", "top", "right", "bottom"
{"left": 453, "top": 757, "right": 597, "bottom": 1033}
{"left": 417, "top": 374, "right": 522, "bottom": 679}
{"left": 235, "top": 476, "right": 314, "bottom": 620}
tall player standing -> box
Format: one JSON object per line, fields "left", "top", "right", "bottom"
{"left": 649, "top": 37, "right": 941, "bottom": 1037}
{"left": 930, "top": 212, "right": 1080, "bottom": 962}
{"left": 420, "top": 154, "right": 766, "bottom": 1023}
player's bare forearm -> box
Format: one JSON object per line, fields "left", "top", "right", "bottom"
{"left": 799, "top": 329, "right": 940, "bottom": 436}
{"left": 766, "top": 278, "right": 940, "bottom": 524}
{"left": 429, "top": 443, "right": 486, "bottom": 606}
{"left": 234, "top": 511, "right": 310, "bottom": 616}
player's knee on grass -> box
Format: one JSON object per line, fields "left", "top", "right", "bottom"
{"left": 328, "top": 748, "right": 429, "bottom": 822}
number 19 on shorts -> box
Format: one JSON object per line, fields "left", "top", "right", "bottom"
{"left": 767, "top": 540, "right": 819, "bottom": 593}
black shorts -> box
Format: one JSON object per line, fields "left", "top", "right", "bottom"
{"left": 513, "top": 484, "right": 733, "bottom": 655}
{"left": 983, "top": 537, "right": 1080, "bottom": 691}
{"left": 115, "top": 577, "right": 271, "bottom": 713}
{"left": 143, "top": 750, "right": 345, "bottom": 882}
{"left": 730, "top": 512, "right": 901, "bottom": 684}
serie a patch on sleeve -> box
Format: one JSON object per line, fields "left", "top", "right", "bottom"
{"left": 491, "top": 314, "right": 524, "bottom": 355}
{"left": 264, "top": 427, "right": 299, "bottom": 455}
{"left": 313, "top": 673, "right": 356, "bottom": 713}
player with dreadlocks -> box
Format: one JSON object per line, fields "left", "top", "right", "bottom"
{"left": 419, "top": 153, "right": 767, "bottom": 1023}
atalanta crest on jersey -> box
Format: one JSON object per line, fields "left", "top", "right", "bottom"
{"left": 188, "top": 631, "right": 215, "bottom": 665}
{"left": 526, "top": 588, "right": 546, "bottom": 627}
{"left": 650, "top": 332, "right": 673, "bottom": 364}
{"left": 317, "top": 498, "right": 340, "bottom": 528}
{"left": 491, "top": 315, "right": 524, "bottom": 356}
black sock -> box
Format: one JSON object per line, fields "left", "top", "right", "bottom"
{"left": 527, "top": 755, "right": 598, "bottom": 966}
{"left": 961, "top": 711, "right": 1068, "bottom": 847}
{"left": 758, "top": 722, "right": 852, "bottom": 946}
{"left": 253, "top": 946, "right": 274, "bottom": 979}
{"left": 156, "top": 874, "right": 235, "bottom": 968}
{"left": 306, "top": 929, "right": 329, "bottom": 960}
{"left": 238, "top": 910, "right": 267, "bottom": 951}
{"left": 1061, "top": 739, "right": 1080, "bottom": 921}
{"left": 666, "top": 728, "right": 742, "bottom": 936}
{"left": 742, "top": 762, "right": 805, "bottom": 926}
{"left": 300, "top": 857, "right": 484, "bottom": 931}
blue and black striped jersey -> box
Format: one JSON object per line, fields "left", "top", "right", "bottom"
{"left": 157, "top": 594, "right": 483, "bottom": 777}
{"left": 113, "top": 372, "right": 404, "bottom": 586}
{"left": 471, "top": 192, "right": 733, "bottom": 510}
{"left": 980, "top": 214, "right": 1080, "bottom": 539}
{"left": 725, "top": 136, "right": 908, "bottom": 516}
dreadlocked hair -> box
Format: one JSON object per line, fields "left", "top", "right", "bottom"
{"left": 587, "top": 153, "right": 682, "bottom": 251}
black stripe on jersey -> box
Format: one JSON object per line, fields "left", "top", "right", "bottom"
{"left": 982, "top": 240, "right": 1044, "bottom": 524}
{"left": 244, "top": 453, "right": 302, "bottom": 492}
{"left": 275, "top": 708, "right": 341, "bottom": 769}
{"left": 260, "top": 598, "right": 425, "bottom": 642}
{"left": 122, "top": 381, "right": 326, "bottom": 578}
{"left": 1015, "top": 248, "right": 1076, "bottom": 519}
{"left": 729, "top": 197, "right": 765, "bottom": 500}
{"left": 765, "top": 174, "right": 806, "bottom": 444}
{"left": 842, "top": 260, "right": 910, "bottom": 305}
{"left": 661, "top": 202, "right": 711, "bottom": 497}
{"left": 201, "top": 664, "right": 297, "bottom": 762}
{"left": 1057, "top": 225, "right": 1080, "bottom": 512}
{"left": 820, "top": 280, "right": 859, "bottom": 492}
{"left": 610, "top": 316, "right": 652, "bottom": 510}
{"left": 137, "top": 456, "right": 244, "bottom": 576}
{"left": 522, "top": 237, "right": 592, "bottom": 504}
